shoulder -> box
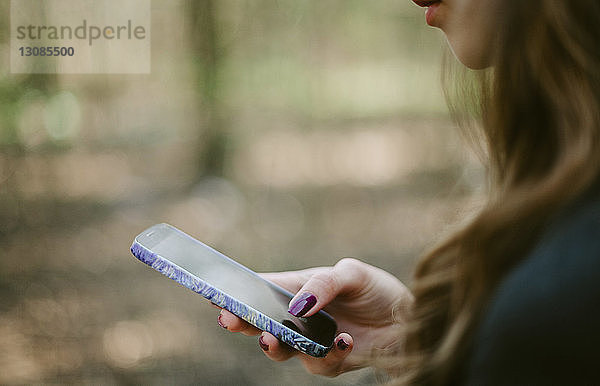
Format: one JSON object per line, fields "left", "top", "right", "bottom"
{"left": 464, "top": 196, "right": 600, "bottom": 385}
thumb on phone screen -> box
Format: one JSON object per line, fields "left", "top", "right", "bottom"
{"left": 286, "top": 258, "right": 368, "bottom": 318}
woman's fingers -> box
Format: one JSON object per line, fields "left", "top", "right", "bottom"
{"left": 300, "top": 332, "right": 354, "bottom": 376}
{"left": 218, "top": 264, "right": 364, "bottom": 369}
{"left": 218, "top": 309, "right": 261, "bottom": 336}
{"left": 216, "top": 310, "right": 297, "bottom": 362}
{"left": 256, "top": 331, "right": 354, "bottom": 371}
{"left": 260, "top": 267, "right": 327, "bottom": 293}
{"left": 257, "top": 332, "right": 298, "bottom": 362}
{"left": 288, "top": 258, "right": 368, "bottom": 318}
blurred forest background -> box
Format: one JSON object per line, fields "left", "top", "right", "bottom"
{"left": 0, "top": 0, "right": 484, "bottom": 384}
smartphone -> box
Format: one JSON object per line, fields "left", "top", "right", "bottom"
{"left": 130, "top": 223, "right": 337, "bottom": 357}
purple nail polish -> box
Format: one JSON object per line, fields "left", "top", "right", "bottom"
{"left": 218, "top": 314, "right": 227, "bottom": 329}
{"left": 288, "top": 292, "right": 317, "bottom": 317}
{"left": 336, "top": 338, "right": 349, "bottom": 350}
{"left": 259, "top": 336, "right": 269, "bottom": 351}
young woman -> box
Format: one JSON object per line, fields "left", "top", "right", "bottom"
{"left": 216, "top": 0, "right": 600, "bottom": 383}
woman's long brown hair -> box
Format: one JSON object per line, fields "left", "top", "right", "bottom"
{"left": 388, "top": 1, "right": 600, "bottom": 384}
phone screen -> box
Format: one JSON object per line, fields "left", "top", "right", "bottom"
{"left": 136, "top": 224, "right": 336, "bottom": 347}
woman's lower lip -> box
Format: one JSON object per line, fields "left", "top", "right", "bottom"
{"left": 425, "top": 3, "right": 441, "bottom": 26}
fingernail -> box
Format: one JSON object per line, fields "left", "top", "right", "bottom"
{"left": 259, "top": 335, "right": 269, "bottom": 352}
{"left": 288, "top": 292, "right": 317, "bottom": 317}
{"left": 336, "top": 338, "right": 349, "bottom": 351}
{"left": 217, "top": 314, "right": 227, "bottom": 329}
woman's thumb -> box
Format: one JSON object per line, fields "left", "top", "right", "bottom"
{"left": 287, "top": 258, "right": 366, "bottom": 318}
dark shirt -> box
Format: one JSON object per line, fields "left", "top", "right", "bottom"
{"left": 464, "top": 194, "right": 600, "bottom": 385}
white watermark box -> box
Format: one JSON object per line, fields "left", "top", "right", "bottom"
{"left": 11, "top": 0, "right": 151, "bottom": 74}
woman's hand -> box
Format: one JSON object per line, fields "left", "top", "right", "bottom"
{"left": 215, "top": 258, "right": 413, "bottom": 376}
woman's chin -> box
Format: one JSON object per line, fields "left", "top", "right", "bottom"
{"left": 447, "top": 39, "right": 492, "bottom": 70}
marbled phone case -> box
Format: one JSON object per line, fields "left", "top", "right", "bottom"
{"left": 130, "top": 240, "right": 333, "bottom": 357}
